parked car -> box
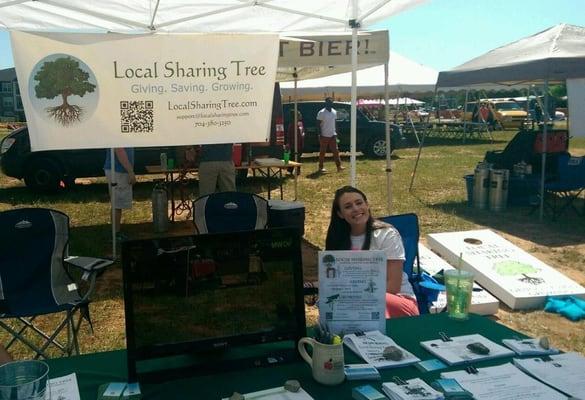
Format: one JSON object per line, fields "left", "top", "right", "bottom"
{"left": 283, "top": 102, "right": 405, "bottom": 158}
{"left": 0, "top": 126, "right": 177, "bottom": 192}
{"left": 462, "top": 100, "right": 527, "bottom": 129}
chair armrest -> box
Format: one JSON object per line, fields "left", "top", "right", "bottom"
{"left": 64, "top": 256, "right": 114, "bottom": 273}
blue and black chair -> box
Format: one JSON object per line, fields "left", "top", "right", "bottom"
{"left": 381, "top": 213, "right": 441, "bottom": 314}
{"left": 543, "top": 154, "right": 585, "bottom": 219}
{"left": 0, "top": 208, "right": 113, "bottom": 359}
{"left": 192, "top": 191, "right": 268, "bottom": 234}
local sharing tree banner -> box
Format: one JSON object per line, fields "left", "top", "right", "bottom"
{"left": 11, "top": 32, "right": 279, "bottom": 151}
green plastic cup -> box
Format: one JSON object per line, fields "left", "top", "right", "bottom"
{"left": 444, "top": 270, "right": 474, "bottom": 320}
{"left": 283, "top": 151, "right": 290, "bottom": 164}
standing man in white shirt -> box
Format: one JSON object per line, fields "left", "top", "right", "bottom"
{"left": 316, "top": 97, "right": 344, "bottom": 173}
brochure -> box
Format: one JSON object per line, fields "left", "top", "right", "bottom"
{"left": 344, "top": 364, "right": 381, "bottom": 380}
{"left": 382, "top": 378, "right": 444, "bottom": 400}
{"left": 47, "top": 373, "right": 81, "bottom": 400}
{"left": 318, "top": 250, "right": 387, "bottom": 334}
{"left": 441, "top": 363, "right": 566, "bottom": 400}
{"left": 344, "top": 330, "right": 420, "bottom": 369}
{"left": 419, "top": 334, "right": 514, "bottom": 366}
{"left": 221, "top": 386, "right": 314, "bottom": 400}
{"left": 513, "top": 352, "right": 585, "bottom": 398}
{"left": 501, "top": 338, "right": 560, "bottom": 356}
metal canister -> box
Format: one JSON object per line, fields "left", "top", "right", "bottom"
{"left": 473, "top": 162, "right": 491, "bottom": 209}
{"left": 489, "top": 169, "right": 509, "bottom": 212}
{"left": 152, "top": 181, "right": 169, "bottom": 233}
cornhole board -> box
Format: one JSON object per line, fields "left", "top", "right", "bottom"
{"left": 418, "top": 244, "right": 499, "bottom": 315}
{"left": 426, "top": 230, "right": 585, "bottom": 309}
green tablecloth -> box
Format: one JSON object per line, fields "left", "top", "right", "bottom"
{"left": 46, "top": 313, "right": 526, "bottom": 399}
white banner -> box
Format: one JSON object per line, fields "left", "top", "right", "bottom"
{"left": 279, "top": 31, "right": 388, "bottom": 68}
{"left": 567, "top": 78, "right": 585, "bottom": 137}
{"left": 11, "top": 31, "right": 279, "bottom": 151}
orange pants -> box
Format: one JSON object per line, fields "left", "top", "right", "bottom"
{"left": 318, "top": 136, "right": 342, "bottom": 169}
{"left": 385, "top": 293, "right": 420, "bottom": 318}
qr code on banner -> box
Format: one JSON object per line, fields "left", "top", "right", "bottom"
{"left": 120, "top": 100, "right": 154, "bottom": 133}
{"left": 371, "top": 312, "right": 380, "bottom": 320}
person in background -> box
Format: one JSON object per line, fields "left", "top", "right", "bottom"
{"left": 316, "top": 97, "right": 344, "bottom": 173}
{"left": 479, "top": 103, "right": 490, "bottom": 123}
{"left": 198, "top": 143, "right": 236, "bottom": 197}
{"left": 104, "top": 148, "right": 135, "bottom": 240}
{"left": 286, "top": 109, "right": 305, "bottom": 174}
{"left": 325, "top": 186, "right": 419, "bottom": 318}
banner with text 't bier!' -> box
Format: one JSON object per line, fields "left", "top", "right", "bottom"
{"left": 11, "top": 32, "right": 279, "bottom": 151}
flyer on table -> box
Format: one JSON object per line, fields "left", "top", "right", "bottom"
{"left": 11, "top": 31, "right": 279, "bottom": 151}
{"left": 318, "top": 250, "right": 386, "bottom": 334}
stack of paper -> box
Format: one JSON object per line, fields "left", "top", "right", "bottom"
{"left": 343, "top": 330, "right": 420, "bottom": 369}
{"left": 254, "top": 158, "right": 284, "bottom": 166}
{"left": 221, "top": 386, "right": 314, "bottom": 400}
{"left": 513, "top": 352, "right": 585, "bottom": 399}
{"left": 382, "top": 378, "right": 444, "bottom": 400}
{"left": 344, "top": 364, "right": 381, "bottom": 380}
{"left": 419, "top": 334, "right": 514, "bottom": 366}
{"left": 501, "top": 338, "right": 560, "bottom": 356}
{"left": 441, "top": 363, "right": 566, "bottom": 400}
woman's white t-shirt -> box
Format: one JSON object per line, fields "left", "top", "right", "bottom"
{"left": 350, "top": 226, "right": 415, "bottom": 298}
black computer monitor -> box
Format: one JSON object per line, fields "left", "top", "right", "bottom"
{"left": 121, "top": 227, "right": 306, "bottom": 383}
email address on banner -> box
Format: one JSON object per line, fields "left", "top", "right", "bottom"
{"left": 177, "top": 111, "right": 250, "bottom": 120}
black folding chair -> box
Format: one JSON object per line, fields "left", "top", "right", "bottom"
{"left": 192, "top": 191, "right": 268, "bottom": 234}
{"left": 0, "top": 208, "right": 113, "bottom": 359}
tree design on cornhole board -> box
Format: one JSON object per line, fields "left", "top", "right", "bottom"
{"left": 493, "top": 260, "right": 544, "bottom": 285}
{"left": 34, "top": 57, "right": 96, "bottom": 126}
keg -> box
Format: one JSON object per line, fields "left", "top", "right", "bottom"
{"left": 472, "top": 163, "right": 491, "bottom": 209}
{"left": 152, "top": 181, "right": 169, "bottom": 233}
{"left": 489, "top": 169, "right": 509, "bottom": 212}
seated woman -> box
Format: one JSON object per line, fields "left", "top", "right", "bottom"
{"left": 325, "top": 186, "right": 419, "bottom": 318}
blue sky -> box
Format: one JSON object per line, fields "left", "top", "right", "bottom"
{"left": 0, "top": 0, "right": 583, "bottom": 71}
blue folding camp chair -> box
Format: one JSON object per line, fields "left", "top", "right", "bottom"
{"left": 381, "top": 213, "right": 438, "bottom": 314}
{"left": 0, "top": 208, "right": 113, "bottom": 359}
{"left": 192, "top": 191, "right": 268, "bottom": 234}
{"left": 543, "top": 154, "right": 585, "bottom": 219}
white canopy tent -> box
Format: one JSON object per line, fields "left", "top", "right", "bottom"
{"left": 281, "top": 51, "right": 438, "bottom": 100}
{"left": 1, "top": 0, "right": 428, "bottom": 255}
{"left": 435, "top": 23, "right": 585, "bottom": 220}
{"left": 358, "top": 98, "right": 424, "bottom": 105}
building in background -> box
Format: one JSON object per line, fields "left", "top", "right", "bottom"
{"left": 0, "top": 68, "right": 25, "bottom": 122}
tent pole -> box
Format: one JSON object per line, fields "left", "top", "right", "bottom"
{"left": 110, "top": 148, "right": 116, "bottom": 258}
{"left": 462, "top": 89, "right": 469, "bottom": 137}
{"left": 293, "top": 68, "right": 298, "bottom": 201}
{"left": 384, "top": 62, "right": 392, "bottom": 214}
{"left": 539, "top": 79, "right": 549, "bottom": 221}
{"left": 406, "top": 93, "right": 420, "bottom": 144}
{"left": 349, "top": 6, "right": 358, "bottom": 187}
{"left": 409, "top": 88, "right": 435, "bottom": 192}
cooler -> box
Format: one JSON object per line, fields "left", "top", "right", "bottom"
{"left": 268, "top": 200, "right": 305, "bottom": 236}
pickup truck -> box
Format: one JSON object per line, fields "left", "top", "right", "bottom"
{"left": 283, "top": 101, "right": 405, "bottom": 158}
{"left": 0, "top": 126, "right": 175, "bottom": 192}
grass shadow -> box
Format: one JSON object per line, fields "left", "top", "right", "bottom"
{"left": 429, "top": 199, "right": 585, "bottom": 247}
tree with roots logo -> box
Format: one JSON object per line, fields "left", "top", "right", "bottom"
{"left": 34, "top": 57, "right": 96, "bottom": 126}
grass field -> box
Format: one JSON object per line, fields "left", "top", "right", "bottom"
{"left": 1, "top": 130, "right": 584, "bottom": 359}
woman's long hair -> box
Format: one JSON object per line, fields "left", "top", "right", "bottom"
{"left": 325, "top": 186, "right": 387, "bottom": 250}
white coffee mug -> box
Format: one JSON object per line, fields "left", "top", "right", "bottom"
{"left": 297, "top": 337, "right": 345, "bottom": 385}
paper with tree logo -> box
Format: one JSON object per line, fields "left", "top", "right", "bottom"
{"left": 318, "top": 250, "right": 386, "bottom": 335}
